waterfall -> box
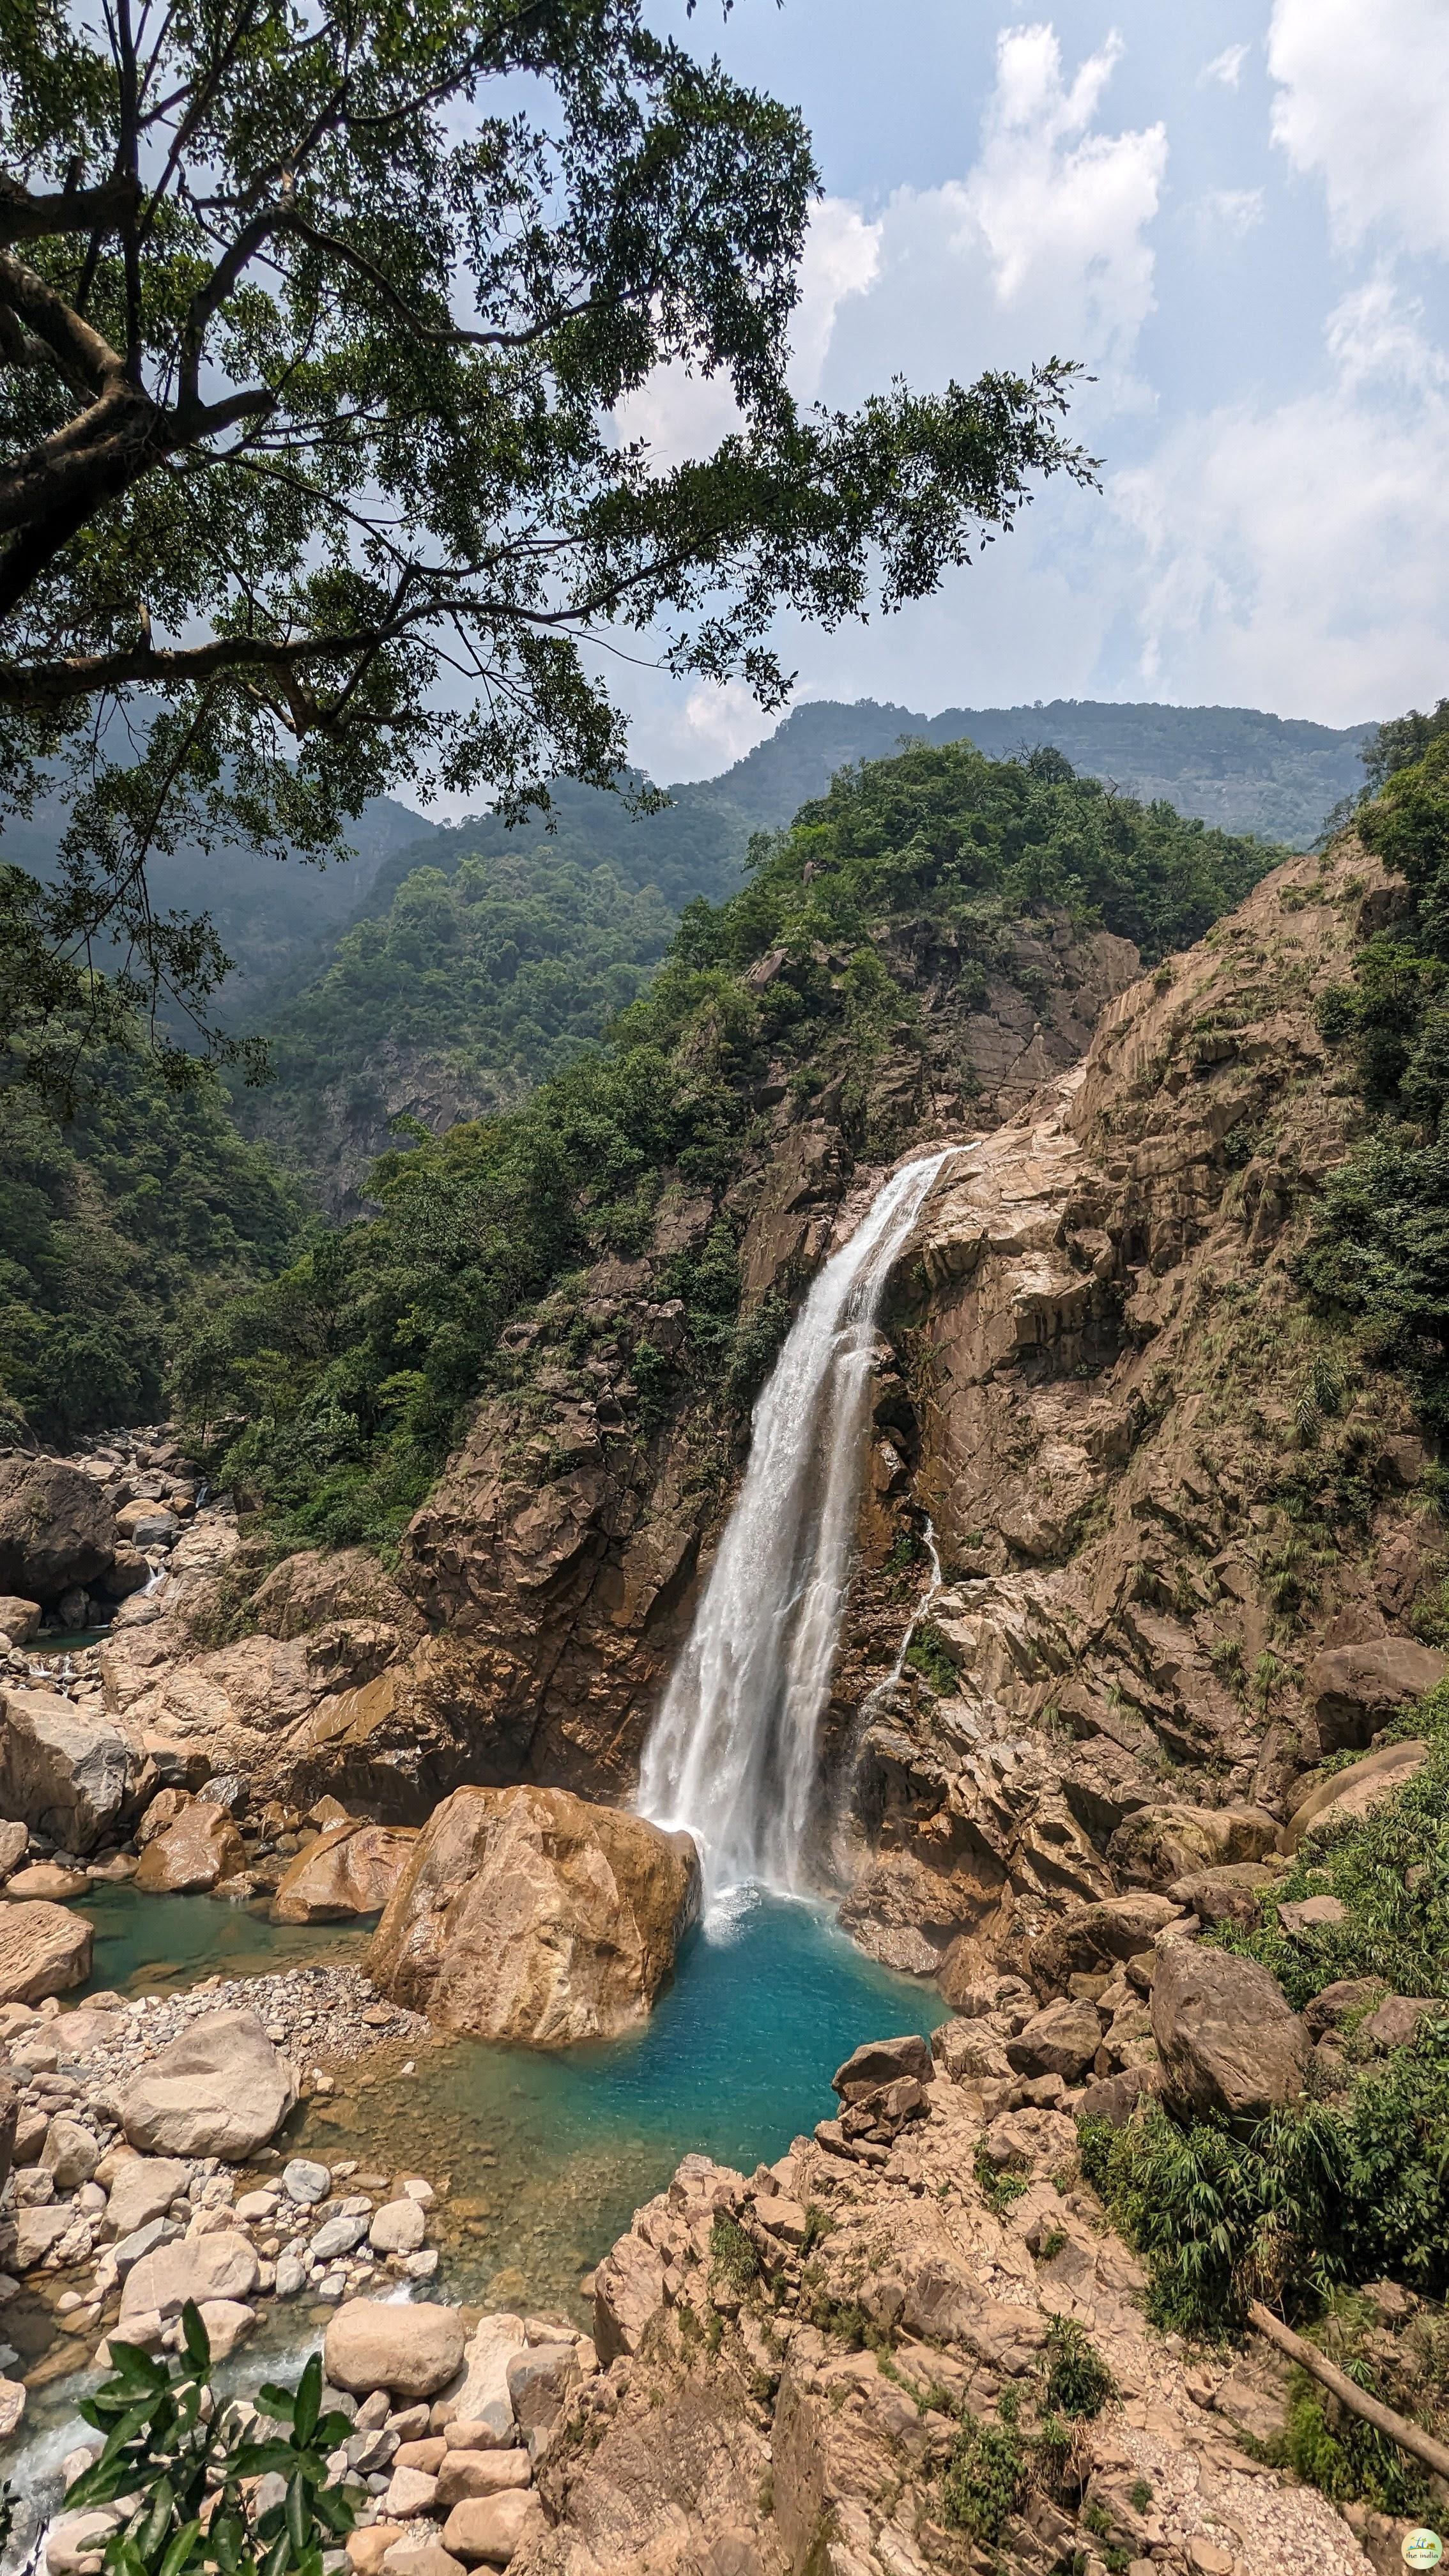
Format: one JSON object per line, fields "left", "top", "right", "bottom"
{"left": 637, "top": 1147, "right": 958, "bottom": 1900}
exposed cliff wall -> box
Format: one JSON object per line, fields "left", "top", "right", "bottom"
{"left": 831, "top": 836, "right": 1445, "bottom": 1984}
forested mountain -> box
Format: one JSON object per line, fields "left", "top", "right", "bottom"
{"left": 241, "top": 697, "right": 1366, "bottom": 1208}
{"left": 183, "top": 736, "right": 1279, "bottom": 1544}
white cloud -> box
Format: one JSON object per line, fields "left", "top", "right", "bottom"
{"left": 1269, "top": 0, "right": 1449, "bottom": 256}
{"left": 1199, "top": 186, "right": 1264, "bottom": 238}
{"left": 961, "top": 25, "right": 1167, "bottom": 372}
{"left": 1200, "top": 42, "right": 1250, "bottom": 88}
{"left": 677, "top": 680, "right": 776, "bottom": 772}
{"left": 1109, "top": 276, "right": 1449, "bottom": 722}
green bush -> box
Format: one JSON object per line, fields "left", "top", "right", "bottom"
{"left": 940, "top": 2416, "right": 1029, "bottom": 2544}
{"left": 1043, "top": 2315, "right": 1116, "bottom": 2419}
{"left": 64, "top": 2305, "right": 355, "bottom": 2576}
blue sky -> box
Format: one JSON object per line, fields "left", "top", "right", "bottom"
{"left": 597, "top": 1, "right": 1449, "bottom": 780}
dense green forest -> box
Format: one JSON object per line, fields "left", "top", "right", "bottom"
{"left": 243, "top": 700, "right": 1335, "bottom": 1204}
{"left": 0, "top": 1057, "right": 302, "bottom": 1444}
{"left": 174, "top": 738, "right": 1282, "bottom": 1547}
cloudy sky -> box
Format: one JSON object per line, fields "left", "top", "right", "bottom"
{"left": 602, "top": 0, "right": 1449, "bottom": 781}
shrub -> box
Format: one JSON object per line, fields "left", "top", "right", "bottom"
{"left": 940, "top": 2416, "right": 1029, "bottom": 2544}
{"left": 710, "top": 2211, "right": 760, "bottom": 2292}
{"left": 63, "top": 2305, "right": 355, "bottom": 2576}
{"left": 1043, "top": 2316, "right": 1116, "bottom": 2419}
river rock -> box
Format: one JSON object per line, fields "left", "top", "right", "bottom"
{"left": 0, "top": 1689, "right": 134, "bottom": 1851}
{"left": 282, "top": 2157, "right": 331, "bottom": 2205}
{"left": 119, "top": 2228, "right": 260, "bottom": 2321}
{"left": 434, "top": 2454, "right": 533, "bottom": 2510}
{"left": 0, "top": 1598, "right": 40, "bottom": 1646}
{"left": 831, "top": 2034, "right": 934, "bottom": 2102}
{"left": 0, "top": 1899, "right": 92, "bottom": 2003}
{"left": 41, "top": 2115, "right": 99, "bottom": 2188}
{"left": 0, "top": 1458, "right": 116, "bottom": 1604}
{"left": 1283, "top": 1738, "right": 1430, "bottom": 1852}
{"left": 382, "top": 2548, "right": 465, "bottom": 2576}
{"left": 1305, "top": 1637, "right": 1448, "bottom": 1753}
{"left": 0, "top": 1823, "right": 26, "bottom": 1882}
{"left": 593, "top": 2233, "right": 666, "bottom": 2366}
{"left": 434, "top": 2313, "right": 526, "bottom": 2438}
{"left": 105, "top": 2156, "right": 191, "bottom": 2237}
{"left": 134, "top": 1801, "right": 246, "bottom": 1894}
{"left": 0, "top": 2377, "right": 23, "bottom": 2439}
{"left": 0, "top": 2070, "right": 17, "bottom": 2198}
{"left": 6, "top": 1863, "right": 88, "bottom": 1901}
{"left": 505, "top": 2344, "right": 578, "bottom": 2455}
{"left": 367, "top": 1784, "right": 700, "bottom": 2047}
{"left": 311, "top": 2211, "right": 369, "bottom": 2261}
{"left": 325, "top": 2299, "right": 466, "bottom": 2398}
{"left": 100, "top": 1547, "right": 150, "bottom": 1600}
{"left": 135, "top": 1788, "right": 194, "bottom": 1849}
{"left": 43, "top": 2510, "right": 116, "bottom": 2572}
{"left": 120, "top": 2009, "right": 295, "bottom": 2157}
{"left": 197, "top": 2298, "right": 257, "bottom": 2361}
{"left": 270, "top": 1821, "right": 418, "bottom": 1924}
{"left": 439, "top": 2494, "right": 542, "bottom": 2567}
{"left": 370, "top": 2198, "right": 426, "bottom": 2254}
{"left": 15, "top": 2202, "right": 75, "bottom": 2267}
{"left": 1151, "top": 1945, "right": 1308, "bottom": 2120}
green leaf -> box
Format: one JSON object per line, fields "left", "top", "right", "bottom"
{"left": 255, "top": 2384, "right": 296, "bottom": 2425}
{"left": 137, "top": 2474, "right": 175, "bottom": 2562}
{"left": 157, "top": 2520, "right": 203, "bottom": 2576}
{"left": 292, "top": 2354, "right": 321, "bottom": 2451}
{"left": 284, "top": 2471, "right": 310, "bottom": 2557}
{"left": 309, "top": 2483, "right": 356, "bottom": 2538}
{"left": 261, "top": 2524, "right": 291, "bottom": 2576}
{"left": 179, "top": 2304, "right": 211, "bottom": 2379}
{"left": 99, "top": 2344, "right": 169, "bottom": 2397}
{"left": 210, "top": 2513, "right": 245, "bottom": 2575}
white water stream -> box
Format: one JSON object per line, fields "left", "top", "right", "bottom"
{"left": 637, "top": 1148, "right": 959, "bottom": 1900}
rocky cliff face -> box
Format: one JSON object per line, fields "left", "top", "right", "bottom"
{"left": 86, "top": 841, "right": 1447, "bottom": 2007}
{"left": 829, "top": 837, "right": 1443, "bottom": 1983}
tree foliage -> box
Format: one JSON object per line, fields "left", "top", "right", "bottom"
{"left": 1302, "top": 737, "right": 1449, "bottom": 1430}
{"left": 63, "top": 2308, "right": 355, "bottom": 2576}
{"left": 171, "top": 737, "right": 1278, "bottom": 1546}
{"left": 0, "top": 1039, "right": 301, "bottom": 1441}
{"left": 0, "top": 0, "right": 1094, "bottom": 1099}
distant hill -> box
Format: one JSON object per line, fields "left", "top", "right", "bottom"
{"left": 239, "top": 696, "right": 1372, "bottom": 1213}
{"left": 699, "top": 697, "right": 1374, "bottom": 848}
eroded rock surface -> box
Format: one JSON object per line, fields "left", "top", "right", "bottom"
{"left": 368, "top": 1784, "right": 700, "bottom": 2045}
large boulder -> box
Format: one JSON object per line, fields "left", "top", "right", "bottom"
{"left": 119, "top": 2228, "right": 259, "bottom": 2322}
{"left": 0, "top": 1598, "right": 40, "bottom": 1646}
{"left": 0, "top": 1899, "right": 92, "bottom": 2003}
{"left": 1028, "top": 1894, "right": 1183, "bottom": 1994}
{"left": 1150, "top": 1945, "right": 1308, "bottom": 2121}
{"left": 1107, "top": 1804, "right": 1279, "bottom": 1891}
{"left": 270, "top": 1821, "right": 418, "bottom": 1924}
{"left": 1305, "top": 1639, "right": 1447, "bottom": 1754}
{"left": 134, "top": 1801, "right": 246, "bottom": 1894}
{"left": 367, "top": 1784, "right": 700, "bottom": 2046}
{"left": 0, "top": 1458, "right": 116, "bottom": 1604}
{"left": 1008, "top": 1998, "right": 1101, "bottom": 2082}
{"left": 0, "top": 1686, "right": 135, "bottom": 1850}
{"left": 1284, "top": 1738, "right": 1431, "bottom": 1853}
{"left": 831, "top": 2035, "right": 934, "bottom": 2101}
{"left": 119, "top": 2009, "right": 295, "bottom": 2157}
{"left": 325, "top": 2299, "right": 466, "bottom": 2398}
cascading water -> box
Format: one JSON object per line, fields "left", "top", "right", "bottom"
{"left": 637, "top": 1147, "right": 959, "bottom": 1900}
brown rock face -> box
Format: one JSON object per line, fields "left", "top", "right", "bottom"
{"left": 367, "top": 1784, "right": 701, "bottom": 2045}
{"left": 0, "top": 1899, "right": 93, "bottom": 2003}
{"left": 134, "top": 1799, "right": 246, "bottom": 1893}
{"left": 0, "top": 1458, "right": 116, "bottom": 1603}
{"left": 270, "top": 1820, "right": 417, "bottom": 1922}
{"left": 1304, "top": 1637, "right": 1447, "bottom": 1755}
{"left": 1283, "top": 1738, "right": 1430, "bottom": 1853}
{"left": 1150, "top": 1944, "right": 1308, "bottom": 2121}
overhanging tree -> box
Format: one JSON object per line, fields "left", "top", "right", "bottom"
{"left": 0, "top": 0, "right": 1094, "bottom": 1096}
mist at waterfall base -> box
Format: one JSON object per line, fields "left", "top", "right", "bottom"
{"left": 638, "top": 1149, "right": 958, "bottom": 1898}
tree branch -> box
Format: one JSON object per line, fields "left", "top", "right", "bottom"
{"left": 0, "top": 173, "right": 140, "bottom": 246}
{"left": 1248, "top": 2302, "right": 1449, "bottom": 2483}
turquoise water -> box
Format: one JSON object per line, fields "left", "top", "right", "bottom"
{"left": 301, "top": 1885, "right": 944, "bottom": 2315}
{"left": 69, "top": 1880, "right": 941, "bottom": 2320}
{"left": 79, "top": 1883, "right": 372, "bottom": 1995}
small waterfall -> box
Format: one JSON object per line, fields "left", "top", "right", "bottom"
{"left": 637, "top": 1147, "right": 958, "bottom": 1900}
